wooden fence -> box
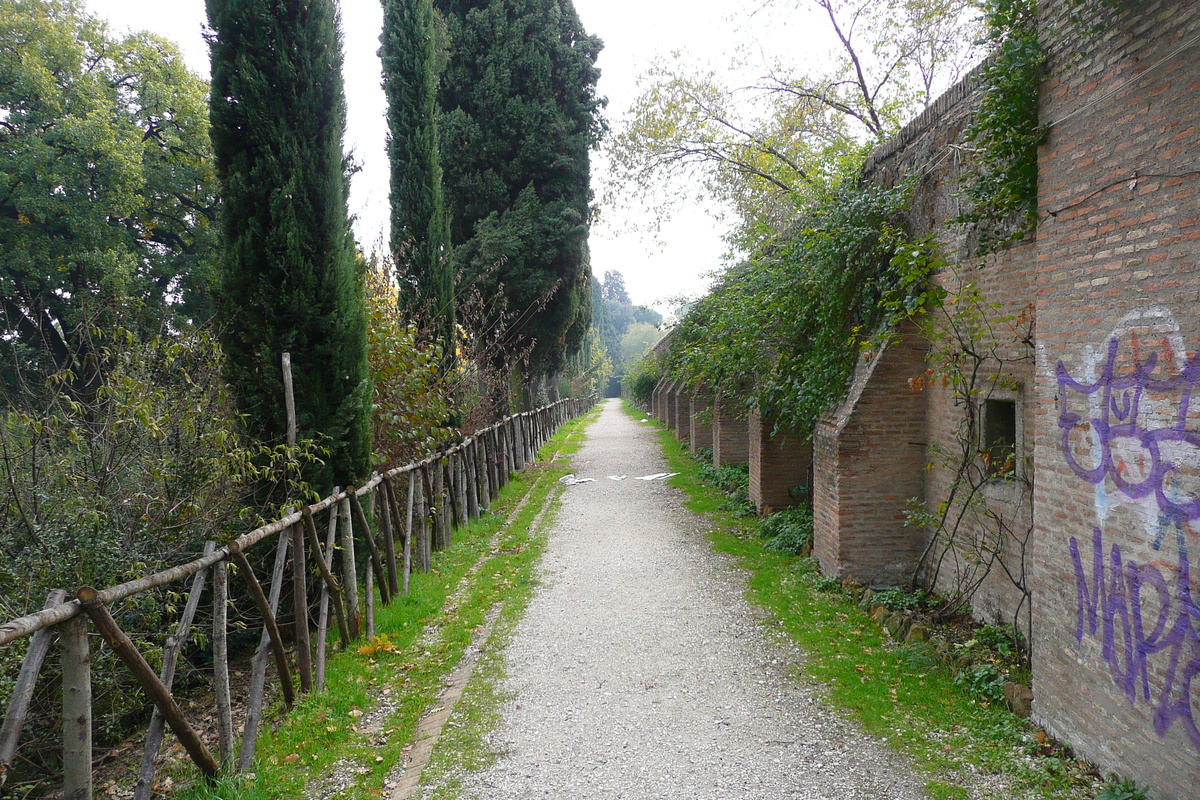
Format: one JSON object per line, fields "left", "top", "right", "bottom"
{"left": 0, "top": 397, "right": 590, "bottom": 798}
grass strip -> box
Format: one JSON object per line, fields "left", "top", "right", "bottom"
{"left": 176, "top": 408, "right": 598, "bottom": 800}
{"left": 631, "top": 400, "right": 1103, "bottom": 800}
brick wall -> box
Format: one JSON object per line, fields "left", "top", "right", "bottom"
{"left": 1027, "top": 2, "right": 1200, "bottom": 794}
{"left": 665, "top": 381, "right": 679, "bottom": 430}
{"left": 813, "top": 323, "right": 929, "bottom": 584}
{"left": 712, "top": 393, "right": 749, "bottom": 466}
{"left": 674, "top": 391, "right": 691, "bottom": 443}
{"left": 749, "top": 405, "right": 813, "bottom": 515}
{"left": 690, "top": 392, "right": 714, "bottom": 453}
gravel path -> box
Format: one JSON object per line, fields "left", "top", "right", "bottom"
{"left": 452, "top": 399, "right": 930, "bottom": 799}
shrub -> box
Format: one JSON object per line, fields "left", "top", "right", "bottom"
{"left": 0, "top": 325, "right": 313, "bottom": 776}
{"left": 759, "top": 505, "right": 813, "bottom": 554}
{"left": 622, "top": 354, "right": 661, "bottom": 406}
{"left": 954, "top": 662, "right": 1007, "bottom": 703}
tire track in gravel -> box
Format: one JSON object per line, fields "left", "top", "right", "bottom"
{"left": 432, "top": 398, "right": 933, "bottom": 800}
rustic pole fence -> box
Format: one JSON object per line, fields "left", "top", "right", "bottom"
{"left": 0, "top": 397, "right": 591, "bottom": 798}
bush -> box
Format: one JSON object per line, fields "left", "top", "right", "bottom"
{"left": 954, "top": 662, "right": 1006, "bottom": 703}
{"left": 621, "top": 354, "right": 661, "bottom": 406}
{"left": 758, "top": 505, "right": 813, "bottom": 554}
{"left": 0, "top": 325, "right": 312, "bottom": 776}
{"left": 364, "top": 256, "right": 454, "bottom": 467}
{"left": 698, "top": 460, "right": 755, "bottom": 517}
{"left": 872, "top": 586, "right": 933, "bottom": 612}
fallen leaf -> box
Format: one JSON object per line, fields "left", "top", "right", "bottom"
{"left": 282, "top": 754, "right": 300, "bottom": 764}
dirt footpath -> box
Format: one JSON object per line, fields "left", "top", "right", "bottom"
{"left": 448, "top": 398, "right": 929, "bottom": 799}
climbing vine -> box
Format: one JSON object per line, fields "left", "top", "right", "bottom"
{"left": 956, "top": 0, "right": 1045, "bottom": 253}
{"left": 669, "top": 178, "right": 939, "bottom": 436}
{"left": 907, "top": 271, "right": 1036, "bottom": 664}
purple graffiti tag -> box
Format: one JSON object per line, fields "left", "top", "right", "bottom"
{"left": 1057, "top": 336, "right": 1200, "bottom": 526}
{"left": 1071, "top": 527, "right": 1200, "bottom": 748}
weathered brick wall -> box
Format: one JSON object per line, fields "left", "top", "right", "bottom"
{"left": 874, "top": 72, "right": 1041, "bottom": 626}
{"left": 712, "top": 393, "right": 749, "bottom": 466}
{"left": 674, "top": 391, "right": 691, "bottom": 443}
{"left": 690, "top": 392, "right": 714, "bottom": 453}
{"left": 749, "top": 405, "right": 813, "bottom": 515}
{"left": 1028, "top": 2, "right": 1200, "bottom": 793}
{"left": 813, "top": 324, "right": 929, "bottom": 584}
{"left": 665, "top": 381, "right": 679, "bottom": 430}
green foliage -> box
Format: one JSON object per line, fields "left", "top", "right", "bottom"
{"left": 956, "top": 0, "right": 1045, "bottom": 252}
{"left": 873, "top": 586, "right": 934, "bottom": 612}
{"left": 953, "top": 662, "right": 1007, "bottom": 703}
{"left": 670, "top": 180, "right": 938, "bottom": 436}
{"left": 758, "top": 505, "right": 814, "bottom": 554}
{"left": 364, "top": 256, "right": 454, "bottom": 469}
{"left": 1096, "top": 776, "right": 1151, "bottom": 800}
{"left": 437, "top": 0, "right": 605, "bottom": 381}
{"left": 381, "top": 0, "right": 454, "bottom": 349}
{"left": 0, "top": 326, "right": 317, "bottom": 776}
{"left": 698, "top": 460, "right": 754, "bottom": 517}
{"left": 597, "top": 269, "right": 663, "bottom": 376}
{"left": 207, "top": 0, "right": 371, "bottom": 491}
{"left": 621, "top": 353, "right": 661, "bottom": 406}
{"left": 0, "top": 0, "right": 219, "bottom": 391}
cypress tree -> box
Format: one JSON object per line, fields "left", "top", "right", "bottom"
{"left": 206, "top": 0, "right": 371, "bottom": 491}
{"left": 380, "top": 0, "right": 454, "bottom": 350}
{"left": 436, "top": 0, "right": 604, "bottom": 383}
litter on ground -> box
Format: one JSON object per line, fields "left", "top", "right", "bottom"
{"left": 559, "top": 474, "right": 597, "bottom": 486}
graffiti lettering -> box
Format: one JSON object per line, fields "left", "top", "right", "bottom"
{"left": 1058, "top": 335, "right": 1200, "bottom": 526}
{"left": 1071, "top": 527, "right": 1200, "bottom": 747}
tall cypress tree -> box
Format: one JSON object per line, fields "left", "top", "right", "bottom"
{"left": 207, "top": 0, "right": 371, "bottom": 491}
{"left": 380, "top": 0, "right": 453, "bottom": 350}
{"left": 436, "top": 0, "right": 604, "bottom": 384}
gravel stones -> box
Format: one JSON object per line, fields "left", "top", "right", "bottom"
{"left": 443, "top": 399, "right": 931, "bottom": 799}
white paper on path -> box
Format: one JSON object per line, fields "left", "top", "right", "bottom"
{"left": 635, "top": 473, "right": 679, "bottom": 481}
{"left": 559, "top": 474, "right": 597, "bottom": 486}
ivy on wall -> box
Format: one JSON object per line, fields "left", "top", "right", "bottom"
{"left": 956, "top": 0, "right": 1045, "bottom": 253}
{"left": 668, "top": 178, "right": 940, "bottom": 435}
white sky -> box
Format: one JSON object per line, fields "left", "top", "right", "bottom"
{"left": 84, "top": 0, "right": 827, "bottom": 313}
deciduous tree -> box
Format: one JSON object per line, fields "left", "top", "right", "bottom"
{"left": 0, "top": 0, "right": 219, "bottom": 396}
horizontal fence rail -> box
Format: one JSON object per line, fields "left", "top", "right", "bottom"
{"left": 0, "top": 398, "right": 591, "bottom": 798}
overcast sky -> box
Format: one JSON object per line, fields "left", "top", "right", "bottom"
{"left": 84, "top": 0, "right": 825, "bottom": 313}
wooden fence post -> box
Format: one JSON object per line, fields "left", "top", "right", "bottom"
{"left": 238, "top": 529, "right": 292, "bottom": 771}
{"left": 454, "top": 450, "right": 469, "bottom": 528}
{"left": 77, "top": 587, "right": 219, "bottom": 781}
{"left": 403, "top": 471, "right": 415, "bottom": 592}
{"left": 433, "top": 457, "right": 448, "bottom": 550}
{"left": 134, "top": 541, "right": 214, "bottom": 798}
{"left": 0, "top": 590, "right": 66, "bottom": 790}
{"left": 290, "top": 522, "right": 313, "bottom": 693}
{"left": 513, "top": 415, "right": 526, "bottom": 471}
{"left": 338, "top": 498, "right": 360, "bottom": 639}
{"left": 60, "top": 613, "right": 91, "bottom": 800}
{"left": 316, "top": 500, "right": 338, "bottom": 692}
{"left": 465, "top": 440, "right": 480, "bottom": 520}
{"left": 347, "top": 491, "right": 390, "bottom": 606}
{"left": 415, "top": 466, "right": 431, "bottom": 572}
{"left": 478, "top": 435, "right": 492, "bottom": 511}
{"left": 379, "top": 479, "right": 399, "bottom": 597}
{"left": 302, "top": 507, "right": 350, "bottom": 647}
{"left": 213, "top": 559, "right": 234, "bottom": 768}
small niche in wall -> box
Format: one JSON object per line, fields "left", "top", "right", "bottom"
{"left": 982, "top": 398, "right": 1018, "bottom": 479}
